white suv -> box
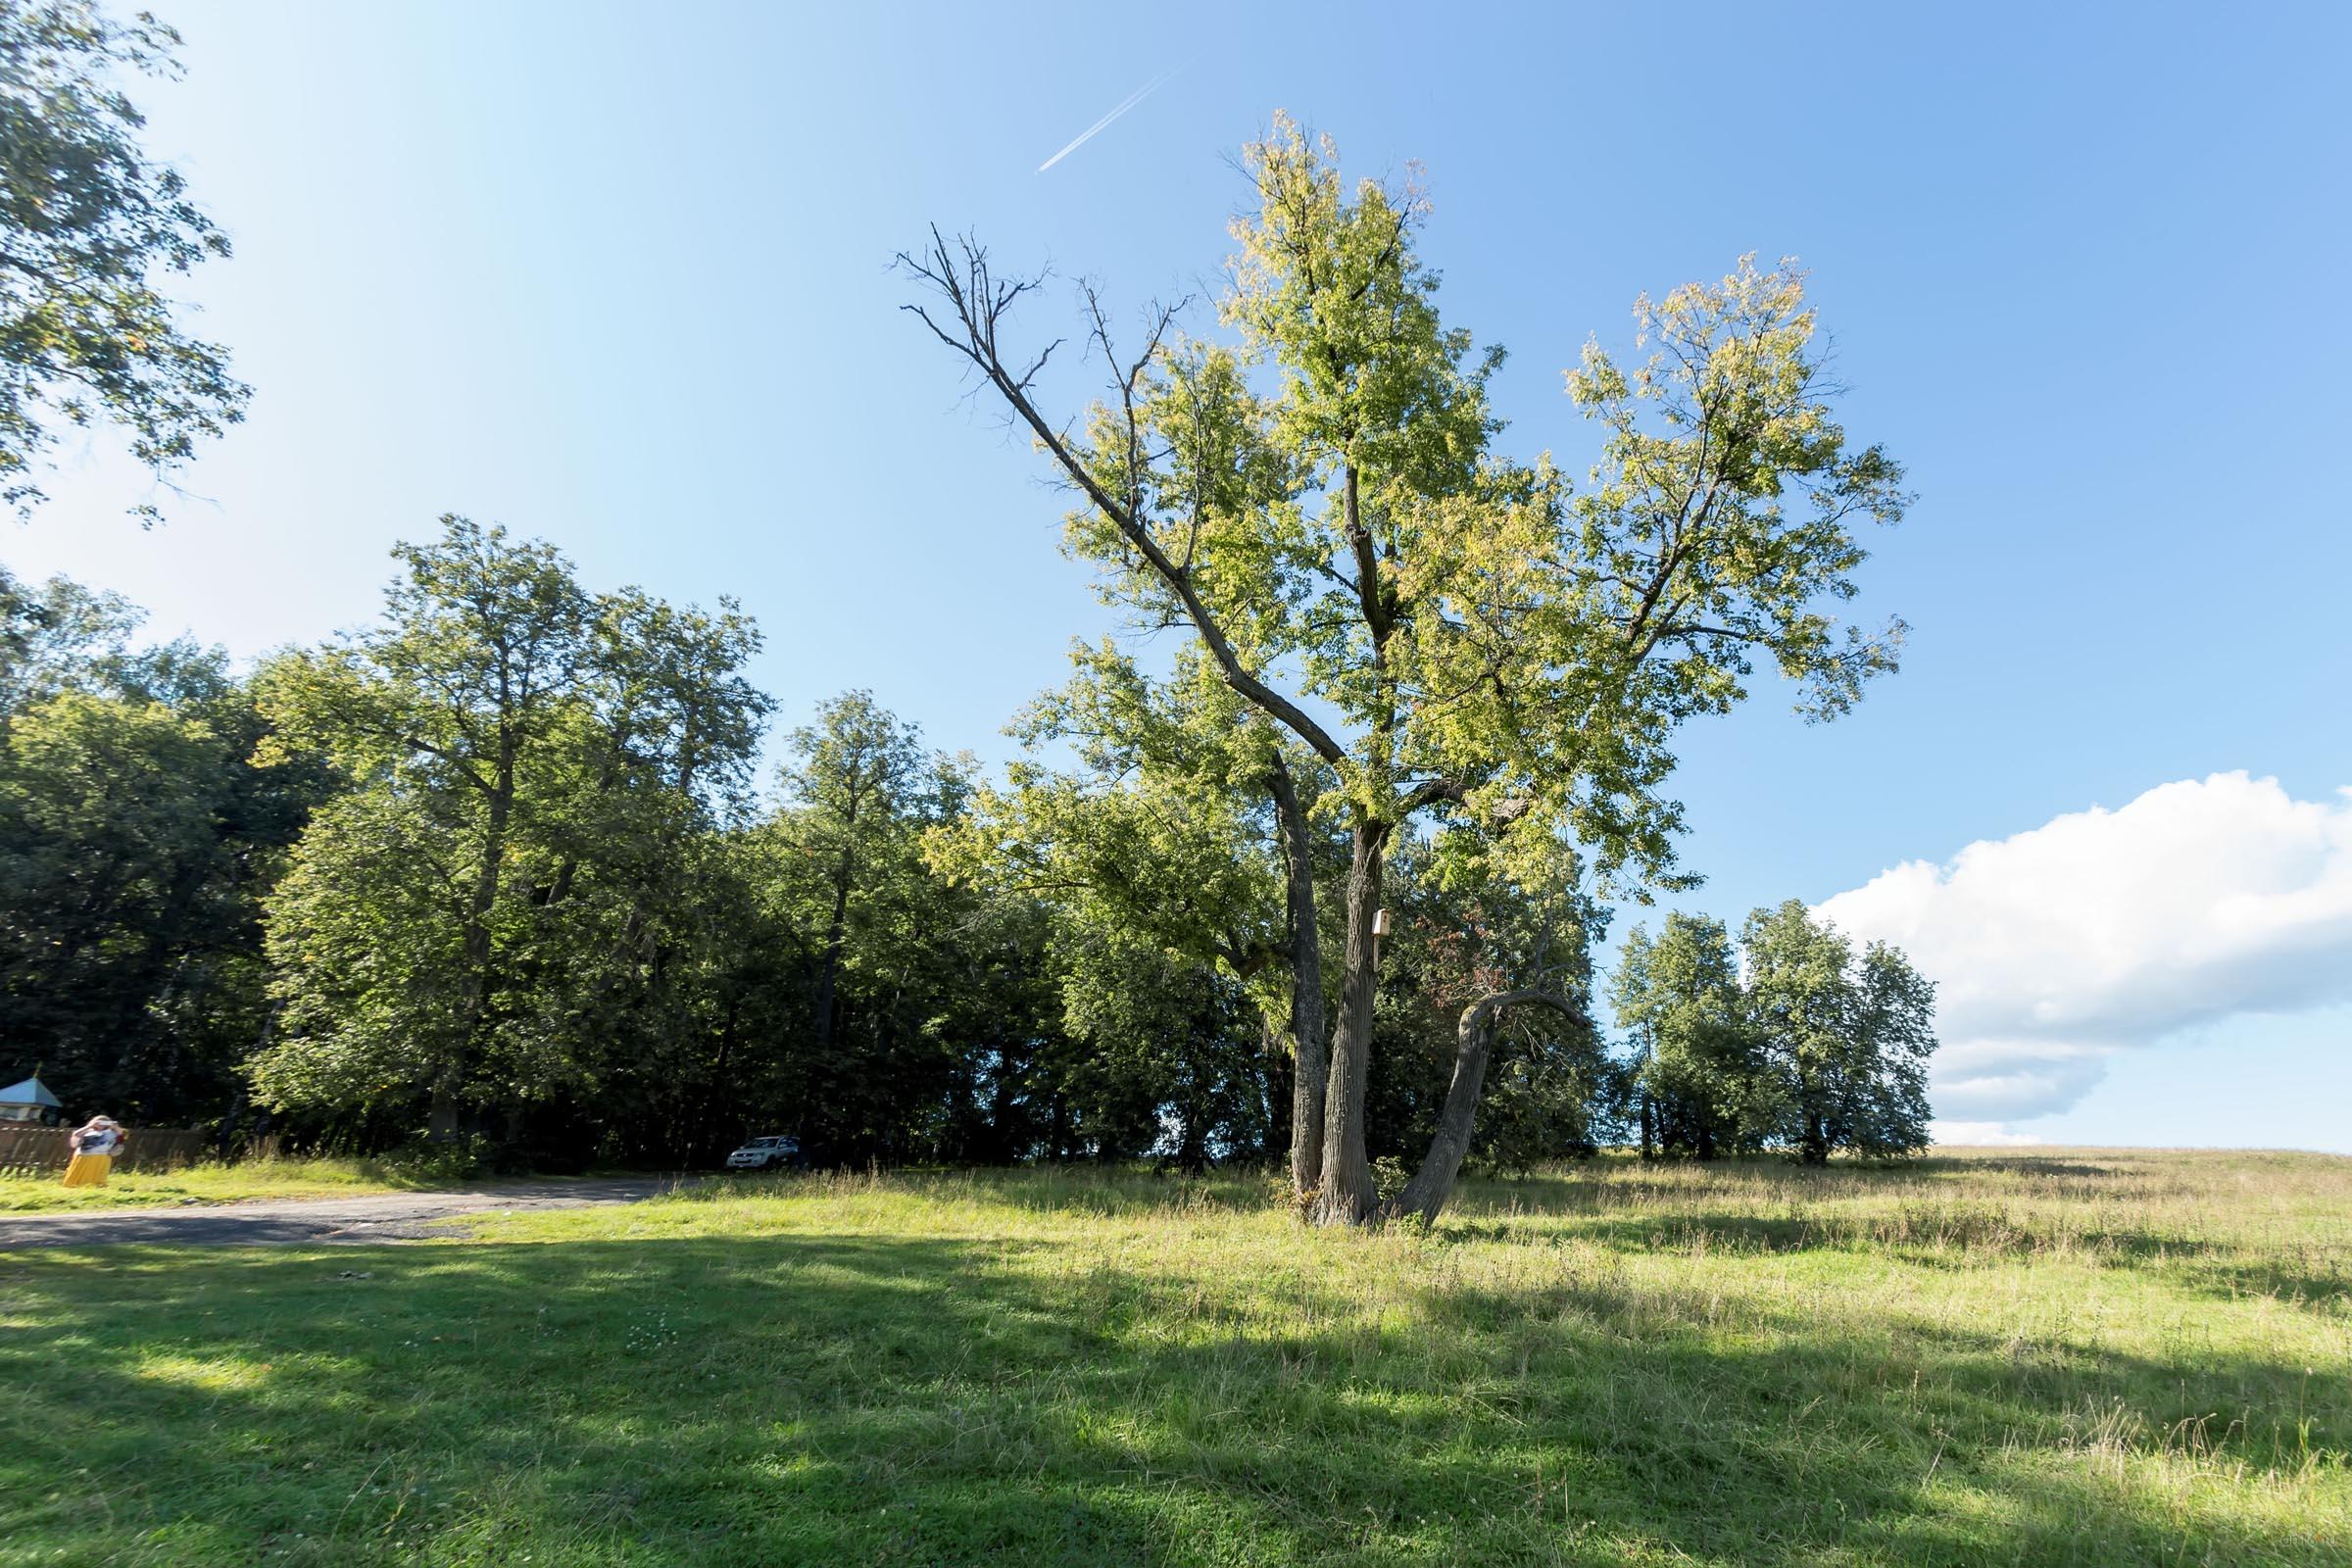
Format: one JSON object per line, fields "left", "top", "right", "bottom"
{"left": 725, "top": 1135, "right": 805, "bottom": 1171}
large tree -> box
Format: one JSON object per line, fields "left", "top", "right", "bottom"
{"left": 1742, "top": 900, "right": 1936, "bottom": 1162}
{"left": 1613, "top": 912, "right": 1782, "bottom": 1160}
{"left": 941, "top": 640, "right": 1334, "bottom": 1182}
{"left": 769, "top": 691, "right": 956, "bottom": 1066}
{"left": 0, "top": 690, "right": 233, "bottom": 1116}
{"left": 0, "top": 1, "right": 246, "bottom": 519}
{"left": 0, "top": 593, "right": 320, "bottom": 1126}
{"left": 905, "top": 115, "right": 1911, "bottom": 1222}
{"left": 2, "top": 564, "right": 118, "bottom": 707}
{"left": 750, "top": 691, "right": 1035, "bottom": 1165}
{"left": 250, "top": 517, "right": 766, "bottom": 1150}
{"left": 1612, "top": 903, "right": 1938, "bottom": 1163}
{"left": 1051, "top": 922, "right": 1276, "bottom": 1170}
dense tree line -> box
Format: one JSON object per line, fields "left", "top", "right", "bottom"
{"left": 0, "top": 569, "right": 322, "bottom": 1124}
{"left": 1, "top": 525, "right": 1934, "bottom": 1180}
{"left": 0, "top": 12, "right": 1938, "bottom": 1209}
{"left": 1614, "top": 906, "right": 1936, "bottom": 1163}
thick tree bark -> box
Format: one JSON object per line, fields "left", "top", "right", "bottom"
{"left": 1266, "top": 755, "right": 1326, "bottom": 1196}
{"left": 1311, "top": 823, "right": 1385, "bottom": 1225}
{"left": 1385, "top": 989, "right": 1590, "bottom": 1225}
{"left": 1315, "top": 448, "right": 1407, "bottom": 1227}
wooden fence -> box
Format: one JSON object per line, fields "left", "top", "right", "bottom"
{"left": 0, "top": 1125, "right": 214, "bottom": 1176}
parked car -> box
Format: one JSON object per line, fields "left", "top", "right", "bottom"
{"left": 725, "top": 1134, "right": 806, "bottom": 1171}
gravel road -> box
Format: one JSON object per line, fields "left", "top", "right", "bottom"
{"left": 0, "top": 1176, "right": 686, "bottom": 1250}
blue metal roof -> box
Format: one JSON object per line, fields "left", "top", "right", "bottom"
{"left": 0, "top": 1076, "right": 63, "bottom": 1108}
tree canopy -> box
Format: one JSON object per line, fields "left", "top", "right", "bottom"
{"left": 0, "top": 106, "right": 1942, "bottom": 1195}
{"left": 905, "top": 113, "right": 1913, "bottom": 1221}
{"left": 0, "top": 0, "right": 246, "bottom": 519}
{"left": 1614, "top": 902, "right": 1937, "bottom": 1163}
{"left": 0, "top": 518, "right": 1936, "bottom": 1177}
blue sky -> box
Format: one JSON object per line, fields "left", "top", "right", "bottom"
{"left": 8, "top": 2, "right": 2349, "bottom": 1148}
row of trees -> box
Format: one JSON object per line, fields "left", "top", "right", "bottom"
{"left": 1, "top": 516, "right": 1935, "bottom": 1190}
{"left": 1617, "top": 906, "right": 1936, "bottom": 1164}
{"left": 0, "top": 2, "right": 1942, "bottom": 1218}
{"left": 0, "top": 569, "right": 315, "bottom": 1125}
{"left": 2, "top": 534, "right": 1058, "bottom": 1168}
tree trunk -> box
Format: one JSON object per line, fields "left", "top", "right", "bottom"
{"left": 1386, "top": 990, "right": 1588, "bottom": 1225}
{"left": 1796, "top": 1056, "right": 1829, "bottom": 1164}
{"left": 438, "top": 747, "right": 515, "bottom": 1142}
{"left": 222, "top": 1001, "right": 281, "bottom": 1158}
{"left": 1310, "top": 823, "right": 1383, "bottom": 1225}
{"left": 1259, "top": 1009, "right": 1292, "bottom": 1157}
{"left": 1173, "top": 1091, "right": 1209, "bottom": 1174}
{"left": 812, "top": 868, "right": 851, "bottom": 1052}
{"left": 1266, "top": 756, "right": 1326, "bottom": 1196}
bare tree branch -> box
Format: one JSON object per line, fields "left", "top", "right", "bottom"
{"left": 898, "top": 228, "right": 1347, "bottom": 766}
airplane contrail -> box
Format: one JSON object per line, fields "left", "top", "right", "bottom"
{"left": 1037, "top": 64, "right": 1185, "bottom": 172}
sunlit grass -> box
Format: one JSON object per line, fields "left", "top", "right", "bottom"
{"left": 0, "top": 1154, "right": 414, "bottom": 1212}
{"left": 0, "top": 1149, "right": 2344, "bottom": 1564}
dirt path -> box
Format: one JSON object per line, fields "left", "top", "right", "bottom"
{"left": 0, "top": 1176, "right": 687, "bottom": 1250}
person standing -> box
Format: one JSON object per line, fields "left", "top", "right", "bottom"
{"left": 60, "top": 1116, "right": 125, "bottom": 1188}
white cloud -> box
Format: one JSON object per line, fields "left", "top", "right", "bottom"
{"left": 1816, "top": 773, "right": 2352, "bottom": 1131}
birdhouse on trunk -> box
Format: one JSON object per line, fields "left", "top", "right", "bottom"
{"left": 0, "top": 1075, "right": 64, "bottom": 1126}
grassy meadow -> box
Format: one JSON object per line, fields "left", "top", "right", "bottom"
{"left": 0, "top": 1155, "right": 416, "bottom": 1213}
{"left": 0, "top": 1149, "right": 2345, "bottom": 1565}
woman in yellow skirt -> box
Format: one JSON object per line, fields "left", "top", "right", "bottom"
{"left": 60, "top": 1115, "right": 125, "bottom": 1187}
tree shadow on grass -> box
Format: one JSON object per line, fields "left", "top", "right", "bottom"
{"left": 1443, "top": 1158, "right": 2142, "bottom": 1220}
{"left": 1435, "top": 1202, "right": 2352, "bottom": 1324}
{"left": 703, "top": 1166, "right": 1285, "bottom": 1221}
{"left": 1472, "top": 1208, "right": 2236, "bottom": 1260}
{"left": 0, "top": 1227, "right": 2342, "bottom": 1567}
{"left": 1907, "top": 1157, "right": 2127, "bottom": 1180}
{"left": 2174, "top": 1249, "right": 2352, "bottom": 1312}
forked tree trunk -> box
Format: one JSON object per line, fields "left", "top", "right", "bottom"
{"left": 1385, "top": 989, "right": 1589, "bottom": 1225}
{"left": 1311, "top": 824, "right": 1385, "bottom": 1225}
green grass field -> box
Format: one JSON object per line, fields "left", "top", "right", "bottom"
{"left": 0, "top": 1155, "right": 415, "bottom": 1212}
{"left": 1, "top": 1150, "right": 2344, "bottom": 1565}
